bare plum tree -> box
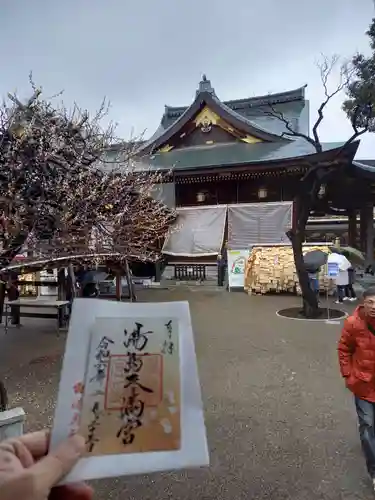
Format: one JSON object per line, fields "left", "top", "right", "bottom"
{"left": 0, "top": 81, "right": 175, "bottom": 302}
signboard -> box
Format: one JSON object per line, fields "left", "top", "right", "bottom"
{"left": 227, "top": 249, "right": 249, "bottom": 289}
{"left": 327, "top": 262, "right": 339, "bottom": 278}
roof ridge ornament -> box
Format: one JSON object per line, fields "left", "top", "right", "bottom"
{"left": 196, "top": 74, "right": 215, "bottom": 97}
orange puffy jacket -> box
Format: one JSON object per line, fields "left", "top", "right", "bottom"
{"left": 338, "top": 306, "right": 375, "bottom": 402}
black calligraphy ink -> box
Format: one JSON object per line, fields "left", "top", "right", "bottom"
{"left": 116, "top": 387, "right": 145, "bottom": 445}
{"left": 124, "top": 372, "right": 153, "bottom": 393}
{"left": 124, "top": 352, "right": 143, "bottom": 373}
{"left": 86, "top": 401, "right": 100, "bottom": 452}
{"left": 165, "top": 320, "right": 172, "bottom": 335}
{"left": 123, "top": 322, "right": 153, "bottom": 351}
{"left": 117, "top": 322, "right": 154, "bottom": 446}
{"left": 161, "top": 319, "right": 174, "bottom": 355}
{"left": 90, "top": 336, "right": 114, "bottom": 383}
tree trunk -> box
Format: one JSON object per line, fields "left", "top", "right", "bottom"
{"left": 0, "top": 380, "right": 8, "bottom": 412}
{"left": 288, "top": 230, "right": 320, "bottom": 319}
{"left": 115, "top": 272, "right": 122, "bottom": 302}
{"left": 67, "top": 263, "right": 77, "bottom": 298}
{"left": 124, "top": 259, "right": 136, "bottom": 302}
{"left": 8, "top": 278, "right": 20, "bottom": 325}
{"left": 0, "top": 280, "right": 5, "bottom": 324}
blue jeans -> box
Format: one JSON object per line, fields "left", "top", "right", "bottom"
{"left": 336, "top": 285, "right": 346, "bottom": 302}
{"left": 355, "top": 397, "right": 375, "bottom": 477}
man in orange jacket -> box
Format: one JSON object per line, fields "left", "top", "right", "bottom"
{"left": 338, "top": 286, "right": 375, "bottom": 490}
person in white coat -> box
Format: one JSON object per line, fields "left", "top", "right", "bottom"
{"left": 335, "top": 266, "right": 349, "bottom": 304}
{"left": 328, "top": 253, "right": 352, "bottom": 304}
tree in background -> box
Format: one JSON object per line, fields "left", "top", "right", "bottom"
{"left": 343, "top": 17, "right": 375, "bottom": 130}
{"left": 0, "top": 80, "right": 175, "bottom": 298}
{"left": 264, "top": 56, "right": 371, "bottom": 318}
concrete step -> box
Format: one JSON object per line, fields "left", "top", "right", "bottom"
{"left": 161, "top": 279, "right": 219, "bottom": 287}
{"left": 160, "top": 280, "right": 227, "bottom": 292}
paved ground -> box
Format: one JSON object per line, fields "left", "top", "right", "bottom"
{"left": 0, "top": 290, "right": 371, "bottom": 499}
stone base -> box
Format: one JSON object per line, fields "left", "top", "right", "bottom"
{"left": 277, "top": 307, "right": 346, "bottom": 321}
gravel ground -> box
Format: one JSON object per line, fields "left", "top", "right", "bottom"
{"left": 0, "top": 290, "right": 371, "bottom": 499}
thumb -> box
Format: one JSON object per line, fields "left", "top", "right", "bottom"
{"left": 29, "top": 434, "right": 85, "bottom": 495}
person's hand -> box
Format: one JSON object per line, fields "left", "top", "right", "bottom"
{"left": 0, "top": 430, "right": 93, "bottom": 499}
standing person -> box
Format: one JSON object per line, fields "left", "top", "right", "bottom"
{"left": 345, "top": 266, "right": 357, "bottom": 302}
{"left": 334, "top": 268, "right": 349, "bottom": 304}
{"left": 331, "top": 254, "right": 351, "bottom": 304}
{"left": 338, "top": 287, "right": 375, "bottom": 491}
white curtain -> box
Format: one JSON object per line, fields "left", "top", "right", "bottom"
{"left": 228, "top": 202, "right": 293, "bottom": 248}
{"left": 162, "top": 206, "right": 227, "bottom": 257}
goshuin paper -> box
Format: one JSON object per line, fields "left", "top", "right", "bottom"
{"left": 51, "top": 299, "right": 208, "bottom": 484}
{"left": 81, "top": 317, "right": 180, "bottom": 455}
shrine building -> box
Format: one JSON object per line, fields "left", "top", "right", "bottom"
{"left": 121, "top": 76, "right": 375, "bottom": 282}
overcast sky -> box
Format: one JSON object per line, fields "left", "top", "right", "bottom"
{"left": 0, "top": 0, "right": 374, "bottom": 157}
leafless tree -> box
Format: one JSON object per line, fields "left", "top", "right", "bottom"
{"left": 262, "top": 56, "right": 371, "bottom": 317}
{"left": 0, "top": 81, "right": 175, "bottom": 299}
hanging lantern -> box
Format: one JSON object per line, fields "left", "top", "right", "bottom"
{"left": 318, "top": 184, "right": 326, "bottom": 198}
{"left": 257, "top": 187, "right": 267, "bottom": 199}
{"left": 196, "top": 192, "right": 206, "bottom": 203}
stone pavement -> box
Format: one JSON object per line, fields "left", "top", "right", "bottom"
{"left": 0, "top": 290, "right": 371, "bottom": 499}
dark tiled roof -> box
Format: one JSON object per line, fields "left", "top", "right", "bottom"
{"left": 355, "top": 159, "right": 375, "bottom": 167}
{"left": 137, "top": 140, "right": 347, "bottom": 171}
{"left": 163, "top": 85, "right": 306, "bottom": 124}
{"left": 352, "top": 160, "right": 375, "bottom": 179}
{"left": 142, "top": 77, "right": 309, "bottom": 151}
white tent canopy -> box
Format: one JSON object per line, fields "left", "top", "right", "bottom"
{"left": 162, "top": 206, "right": 227, "bottom": 257}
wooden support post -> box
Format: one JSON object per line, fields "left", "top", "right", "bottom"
{"left": 0, "top": 280, "right": 5, "bottom": 325}
{"left": 57, "top": 269, "right": 65, "bottom": 301}
{"left": 366, "top": 204, "right": 374, "bottom": 265}
{"left": 155, "top": 261, "right": 162, "bottom": 283}
{"left": 57, "top": 269, "right": 66, "bottom": 327}
{"left": 124, "top": 260, "right": 136, "bottom": 302}
{"left": 115, "top": 273, "right": 122, "bottom": 302}
{"left": 348, "top": 209, "right": 358, "bottom": 248}
{"left": 360, "top": 206, "right": 368, "bottom": 252}
{"left": 8, "top": 272, "right": 20, "bottom": 326}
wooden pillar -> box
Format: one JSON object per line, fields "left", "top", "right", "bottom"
{"left": 115, "top": 273, "right": 122, "bottom": 302}
{"left": 57, "top": 269, "right": 66, "bottom": 301}
{"left": 57, "top": 268, "right": 66, "bottom": 328}
{"left": 366, "top": 204, "right": 374, "bottom": 265}
{"left": 8, "top": 272, "right": 20, "bottom": 326}
{"left": 155, "top": 261, "right": 161, "bottom": 283}
{"left": 348, "top": 209, "right": 358, "bottom": 248}
{"left": 291, "top": 200, "right": 298, "bottom": 232}
{"left": 360, "top": 206, "right": 368, "bottom": 252}
{"left": 0, "top": 278, "right": 5, "bottom": 325}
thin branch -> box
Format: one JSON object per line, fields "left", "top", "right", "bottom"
{"left": 262, "top": 55, "right": 361, "bottom": 155}
{"left": 262, "top": 103, "right": 318, "bottom": 148}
